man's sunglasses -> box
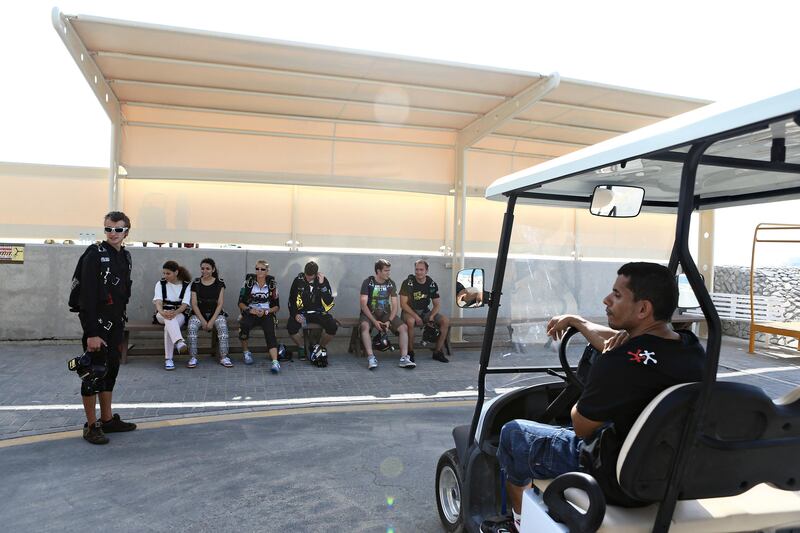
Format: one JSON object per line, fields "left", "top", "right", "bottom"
{"left": 255, "top": 267, "right": 268, "bottom": 271}
{"left": 104, "top": 227, "right": 129, "bottom": 233}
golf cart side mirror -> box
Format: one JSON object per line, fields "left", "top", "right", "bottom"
{"left": 456, "top": 268, "right": 486, "bottom": 308}
{"left": 676, "top": 273, "right": 703, "bottom": 310}
{"left": 590, "top": 185, "right": 645, "bottom": 218}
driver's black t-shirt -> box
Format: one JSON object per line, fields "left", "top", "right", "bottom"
{"left": 576, "top": 330, "right": 706, "bottom": 440}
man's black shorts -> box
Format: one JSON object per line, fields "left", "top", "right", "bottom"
{"left": 287, "top": 313, "right": 338, "bottom": 336}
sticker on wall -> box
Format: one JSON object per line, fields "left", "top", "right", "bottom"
{"left": 0, "top": 244, "right": 24, "bottom": 264}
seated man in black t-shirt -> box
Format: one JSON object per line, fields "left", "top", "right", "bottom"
{"left": 481, "top": 262, "right": 706, "bottom": 533}
{"left": 400, "top": 259, "right": 450, "bottom": 363}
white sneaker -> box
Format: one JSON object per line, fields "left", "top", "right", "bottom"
{"left": 175, "top": 340, "right": 188, "bottom": 355}
{"left": 243, "top": 351, "right": 253, "bottom": 365}
{"left": 165, "top": 359, "right": 175, "bottom": 371}
{"left": 368, "top": 355, "right": 378, "bottom": 370}
{"left": 398, "top": 355, "right": 417, "bottom": 369}
{"left": 186, "top": 356, "right": 198, "bottom": 368}
{"left": 219, "top": 357, "right": 233, "bottom": 368}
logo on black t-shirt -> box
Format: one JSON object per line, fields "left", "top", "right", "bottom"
{"left": 627, "top": 348, "right": 658, "bottom": 365}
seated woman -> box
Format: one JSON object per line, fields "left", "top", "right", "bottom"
{"left": 187, "top": 258, "right": 232, "bottom": 369}
{"left": 238, "top": 260, "right": 281, "bottom": 373}
{"left": 153, "top": 260, "right": 192, "bottom": 371}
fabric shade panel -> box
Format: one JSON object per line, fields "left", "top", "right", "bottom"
{"left": 120, "top": 118, "right": 455, "bottom": 195}
{"left": 293, "top": 186, "right": 448, "bottom": 251}
{"left": 120, "top": 178, "right": 293, "bottom": 245}
{"left": 574, "top": 209, "right": 674, "bottom": 261}
{"left": 464, "top": 197, "right": 675, "bottom": 260}
{"left": 0, "top": 164, "right": 106, "bottom": 241}
{"left": 464, "top": 198, "right": 576, "bottom": 256}
{"left": 120, "top": 178, "right": 448, "bottom": 250}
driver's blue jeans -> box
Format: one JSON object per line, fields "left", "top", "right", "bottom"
{"left": 497, "top": 419, "right": 583, "bottom": 486}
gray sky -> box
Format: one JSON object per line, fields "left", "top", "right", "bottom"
{"left": 2, "top": 0, "right": 799, "bottom": 264}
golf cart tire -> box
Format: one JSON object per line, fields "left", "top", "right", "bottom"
{"left": 436, "top": 448, "right": 465, "bottom": 532}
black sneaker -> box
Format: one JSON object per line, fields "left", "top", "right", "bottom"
{"left": 480, "top": 515, "right": 518, "bottom": 533}
{"left": 83, "top": 421, "right": 109, "bottom": 445}
{"left": 432, "top": 350, "right": 449, "bottom": 363}
{"left": 100, "top": 413, "right": 137, "bottom": 433}
{"left": 408, "top": 350, "right": 416, "bottom": 363}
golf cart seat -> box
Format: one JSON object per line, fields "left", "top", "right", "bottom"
{"left": 526, "top": 382, "right": 800, "bottom": 532}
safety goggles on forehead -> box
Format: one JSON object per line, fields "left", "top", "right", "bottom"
{"left": 104, "top": 226, "right": 128, "bottom": 233}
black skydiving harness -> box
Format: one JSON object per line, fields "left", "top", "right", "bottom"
{"left": 152, "top": 279, "right": 191, "bottom": 323}
{"left": 68, "top": 243, "right": 130, "bottom": 313}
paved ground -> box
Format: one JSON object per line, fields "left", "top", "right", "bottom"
{"left": 1, "top": 336, "right": 800, "bottom": 532}
{"left": 1, "top": 335, "right": 799, "bottom": 439}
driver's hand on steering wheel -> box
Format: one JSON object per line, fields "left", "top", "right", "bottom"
{"left": 603, "top": 330, "right": 629, "bottom": 353}
{"left": 546, "top": 314, "right": 579, "bottom": 340}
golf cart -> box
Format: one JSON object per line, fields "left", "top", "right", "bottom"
{"left": 435, "top": 89, "right": 800, "bottom": 533}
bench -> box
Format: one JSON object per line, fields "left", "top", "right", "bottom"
{"left": 680, "top": 292, "right": 791, "bottom": 352}
{"left": 123, "top": 319, "right": 303, "bottom": 363}
{"left": 123, "top": 317, "right": 361, "bottom": 363}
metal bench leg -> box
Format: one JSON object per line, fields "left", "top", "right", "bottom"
{"left": 121, "top": 330, "right": 130, "bottom": 364}
{"left": 302, "top": 327, "right": 311, "bottom": 360}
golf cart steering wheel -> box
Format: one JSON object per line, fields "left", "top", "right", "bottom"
{"left": 558, "top": 326, "right": 586, "bottom": 390}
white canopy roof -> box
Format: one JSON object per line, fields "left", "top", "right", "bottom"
{"left": 52, "top": 9, "right": 706, "bottom": 196}
{"left": 486, "top": 89, "right": 800, "bottom": 211}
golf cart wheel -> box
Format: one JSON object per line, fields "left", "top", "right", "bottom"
{"left": 436, "top": 448, "right": 464, "bottom": 532}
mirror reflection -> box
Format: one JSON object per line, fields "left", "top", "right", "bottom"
{"left": 456, "top": 268, "right": 485, "bottom": 308}
{"left": 590, "top": 185, "right": 645, "bottom": 218}
{"left": 676, "top": 273, "right": 701, "bottom": 309}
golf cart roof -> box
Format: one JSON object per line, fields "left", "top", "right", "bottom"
{"left": 486, "top": 89, "right": 800, "bottom": 212}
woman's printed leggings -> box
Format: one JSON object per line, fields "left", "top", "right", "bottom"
{"left": 187, "top": 314, "right": 229, "bottom": 357}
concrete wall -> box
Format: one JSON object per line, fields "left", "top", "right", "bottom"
{"left": 0, "top": 244, "right": 623, "bottom": 340}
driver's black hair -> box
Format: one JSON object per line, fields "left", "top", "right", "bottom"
{"left": 617, "top": 262, "right": 677, "bottom": 322}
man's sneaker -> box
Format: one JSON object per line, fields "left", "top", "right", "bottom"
{"left": 408, "top": 350, "right": 416, "bottom": 363}
{"left": 243, "top": 351, "right": 254, "bottom": 365}
{"left": 319, "top": 348, "right": 328, "bottom": 367}
{"left": 100, "top": 413, "right": 137, "bottom": 433}
{"left": 165, "top": 359, "right": 175, "bottom": 371}
{"left": 83, "top": 421, "right": 109, "bottom": 445}
{"left": 480, "top": 515, "right": 518, "bottom": 533}
{"left": 432, "top": 350, "right": 449, "bottom": 363}
{"left": 175, "top": 340, "right": 188, "bottom": 355}
{"left": 368, "top": 355, "right": 378, "bottom": 370}
{"left": 219, "top": 356, "right": 233, "bottom": 368}
{"left": 398, "top": 355, "right": 417, "bottom": 369}
{"left": 186, "top": 356, "right": 198, "bottom": 368}
{"left": 271, "top": 360, "right": 281, "bottom": 374}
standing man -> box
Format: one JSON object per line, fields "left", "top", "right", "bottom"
{"left": 287, "top": 261, "right": 338, "bottom": 366}
{"left": 359, "top": 259, "right": 413, "bottom": 370}
{"left": 76, "top": 211, "right": 137, "bottom": 445}
{"left": 400, "top": 259, "right": 450, "bottom": 363}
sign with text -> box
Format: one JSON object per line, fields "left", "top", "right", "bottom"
{"left": 0, "top": 244, "right": 24, "bottom": 264}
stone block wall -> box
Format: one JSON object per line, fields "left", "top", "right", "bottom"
{"left": 714, "top": 265, "right": 800, "bottom": 347}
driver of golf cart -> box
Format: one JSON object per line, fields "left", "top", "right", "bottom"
{"left": 481, "top": 261, "right": 706, "bottom": 533}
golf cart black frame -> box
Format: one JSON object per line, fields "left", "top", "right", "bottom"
{"left": 458, "top": 111, "right": 800, "bottom": 533}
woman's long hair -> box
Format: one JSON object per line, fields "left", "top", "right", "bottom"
{"left": 162, "top": 260, "right": 192, "bottom": 283}
{"left": 201, "top": 258, "right": 219, "bottom": 280}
